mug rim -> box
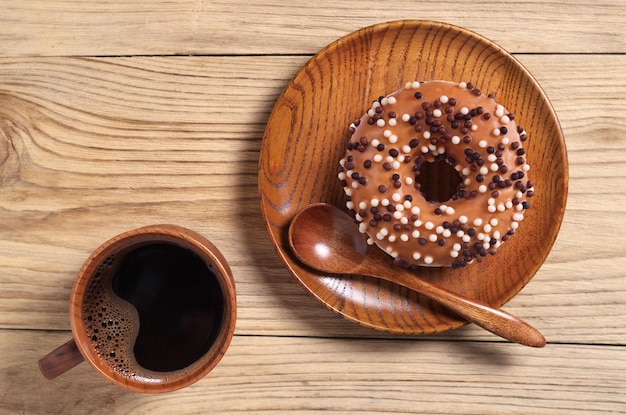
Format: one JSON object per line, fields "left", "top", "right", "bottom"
{"left": 69, "top": 224, "right": 237, "bottom": 393}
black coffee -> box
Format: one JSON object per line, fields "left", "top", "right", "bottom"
{"left": 82, "top": 242, "right": 224, "bottom": 378}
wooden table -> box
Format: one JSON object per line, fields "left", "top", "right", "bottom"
{"left": 1, "top": 1, "right": 624, "bottom": 413}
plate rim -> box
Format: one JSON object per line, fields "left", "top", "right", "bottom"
{"left": 259, "top": 19, "right": 569, "bottom": 334}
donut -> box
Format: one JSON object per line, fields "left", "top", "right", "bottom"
{"left": 338, "top": 81, "right": 534, "bottom": 268}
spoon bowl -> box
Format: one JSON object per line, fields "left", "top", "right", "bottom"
{"left": 289, "top": 203, "right": 546, "bottom": 347}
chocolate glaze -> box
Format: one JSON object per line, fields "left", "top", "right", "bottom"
{"left": 339, "top": 81, "right": 533, "bottom": 268}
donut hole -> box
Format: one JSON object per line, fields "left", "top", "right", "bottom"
{"left": 415, "top": 159, "right": 463, "bottom": 203}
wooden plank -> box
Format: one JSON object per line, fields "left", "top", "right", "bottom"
{"left": 1, "top": 0, "right": 625, "bottom": 56}
{"left": 1, "top": 55, "right": 625, "bottom": 345}
{"left": 2, "top": 330, "right": 624, "bottom": 414}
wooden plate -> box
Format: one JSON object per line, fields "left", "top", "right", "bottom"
{"left": 259, "top": 20, "right": 568, "bottom": 334}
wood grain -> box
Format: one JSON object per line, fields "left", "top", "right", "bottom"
{"left": 1, "top": 0, "right": 625, "bottom": 56}
{"left": 1, "top": 2, "right": 625, "bottom": 410}
{"left": 2, "top": 330, "right": 625, "bottom": 414}
{"left": 1, "top": 55, "right": 625, "bottom": 343}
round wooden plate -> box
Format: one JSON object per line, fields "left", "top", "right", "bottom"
{"left": 259, "top": 20, "right": 568, "bottom": 334}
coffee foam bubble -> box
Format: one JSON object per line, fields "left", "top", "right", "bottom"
{"left": 82, "top": 253, "right": 156, "bottom": 381}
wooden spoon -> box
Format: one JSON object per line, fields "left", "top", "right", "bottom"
{"left": 288, "top": 203, "right": 546, "bottom": 347}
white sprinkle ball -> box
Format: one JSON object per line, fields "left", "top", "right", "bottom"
{"left": 383, "top": 129, "right": 392, "bottom": 137}
{"left": 376, "top": 119, "right": 385, "bottom": 127}
{"left": 451, "top": 135, "right": 461, "bottom": 145}
{"left": 439, "top": 95, "right": 449, "bottom": 104}
{"left": 402, "top": 113, "right": 411, "bottom": 122}
{"left": 388, "top": 118, "right": 397, "bottom": 126}
{"left": 387, "top": 96, "right": 397, "bottom": 105}
{"left": 433, "top": 109, "right": 442, "bottom": 117}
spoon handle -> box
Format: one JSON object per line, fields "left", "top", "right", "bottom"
{"left": 388, "top": 271, "right": 546, "bottom": 347}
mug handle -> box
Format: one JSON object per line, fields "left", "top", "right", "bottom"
{"left": 38, "top": 339, "right": 85, "bottom": 379}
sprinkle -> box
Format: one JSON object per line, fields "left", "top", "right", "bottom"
{"left": 389, "top": 118, "right": 397, "bottom": 126}
{"left": 493, "top": 128, "right": 501, "bottom": 136}
{"left": 424, "top": 256, "right": 434, "bottom": 265}
{"left": 413, "top": 252, "right": 421, "bottom": 260}
{"left": 389, "top": 135, "right": 398, "bottom": 144}
{"left": 387, "top": 96, "right": 397, "bottom": 105}
{"left": 451, "top": 135, "right": 461, "bottom": 145}
{"left": 433, "top": 109, "right": 442, "bottom": 117}
{"left": 460, "top": 107, "right": 469, "bottom": 115}
{"left": 459, "top": 215, "right": 468, "bottom": 224}
{"left": 479, "top": 140, "right": 487, "bottom": 148}
{"left": 402, "top": 113, "right": 411, "bottom": 122}
{"left": 412, "top": 81, "right": 420, "bottom": 89}
{"left": 400, "top": 234, "right": 409, "bottom": 242}
{"left": 376, "top": 119, "right": 385, "bottom": 127}
{"left": 429, "top": 234, "right": 438, "bottom": 242}
{"left": 473, "top": 218, "right": 483, "bottom": 226}
{"left": 440, "top": 95, "right": 449, "bottom": 104}
{"left": 478, "top": 185, "right": 487, "bottom": 193}
{"left": 383, "top": 129, "right": 392, "bottom": 137}
{"left": 425, "top": 221, "right": 435, "bottom": 230}
{"left": 495, "top": 105, "right": 505, "bottom": 117}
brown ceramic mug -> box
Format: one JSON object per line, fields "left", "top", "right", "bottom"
{"left": 38, "top": 225, "right": 237, "bottom": 393}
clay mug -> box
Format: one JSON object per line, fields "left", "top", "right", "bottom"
{"left": 38, "top": 225, "right": 237, "bottom": 393}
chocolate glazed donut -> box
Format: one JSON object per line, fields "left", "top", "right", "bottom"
{"left": 339, "top": 81, "right": 534, "bottom": 268}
